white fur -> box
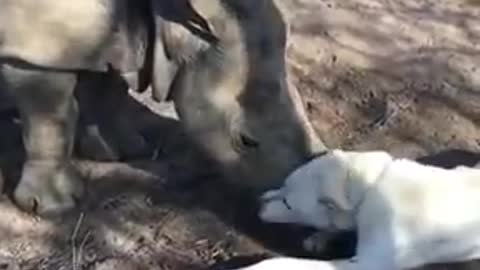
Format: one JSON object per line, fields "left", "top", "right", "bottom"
{"left": 234, "top": 149, "right": 480, "bottom": 270}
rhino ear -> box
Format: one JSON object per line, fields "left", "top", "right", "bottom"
{"left": 152, "top": 0, "right": 217, "bottom": 44}
{"left": 149, "top": 0, "right": 218, "bottom": 102}
{"left": 179, "top": 1, "right": 218, "bottom": 44}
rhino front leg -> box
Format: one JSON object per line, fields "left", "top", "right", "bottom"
{"left": 75, "top": 70, "right": 151, "bottom": 161}
{"left": 0, "top": 63, "right": 84, "bottom": 217}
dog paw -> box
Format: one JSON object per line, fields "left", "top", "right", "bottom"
{"left": 303, "top": 231, "right": 331, "bottom": 253}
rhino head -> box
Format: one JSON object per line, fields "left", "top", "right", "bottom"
{"left": 151, "top": 0, "right": 326, "bottom": 190}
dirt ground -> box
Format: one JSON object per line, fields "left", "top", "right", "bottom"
{"left": 1, "top": 0, "right": 480, "bottom": 269}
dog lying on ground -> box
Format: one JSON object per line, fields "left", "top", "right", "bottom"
{"left": 228, "top": 149, "right": 480, "bottom": 270}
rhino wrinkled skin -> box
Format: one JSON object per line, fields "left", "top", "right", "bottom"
{"left": 0, "top": 0, "right": 325, "bottom": 217}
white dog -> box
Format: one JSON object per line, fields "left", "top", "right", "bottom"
{"left": 232, "top": 149, "right": 480, "bottom": 270}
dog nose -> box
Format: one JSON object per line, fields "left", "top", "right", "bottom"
{"left": 260, "top": 189, "right": 281, "bottom": 201}
{"left": 257, "top": 196, "right": 270, "bottom": 207}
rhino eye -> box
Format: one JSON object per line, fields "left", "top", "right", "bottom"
{"left": 240, "top": 133, "right": 259, "bottom": 149}
{"left": 232, "top": 131, "right": 260, "bottom": 154}
{"left": 230, "top": 116, "right": 260, "bottom": 153}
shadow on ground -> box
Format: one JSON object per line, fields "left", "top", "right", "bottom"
{"left": 0, "top": 89, "right": 342, "bottom": 270}
{"left": 1, "top": 84, "right": 480, "bottom": 270}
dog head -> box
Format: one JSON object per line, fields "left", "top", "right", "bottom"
{"left": 258, "top": 149, "right": 392, "bottom": 231}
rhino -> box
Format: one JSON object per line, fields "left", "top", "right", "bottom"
{"left": 0, "top": 0, "right": 326, "bottom": 217}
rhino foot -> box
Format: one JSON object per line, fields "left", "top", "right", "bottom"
{"left": 13, "top": 161, "right": 85, "bottom": 218}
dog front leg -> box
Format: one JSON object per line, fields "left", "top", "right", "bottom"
{"left": 303, "top": 230, "right": 334, "bottom": 253}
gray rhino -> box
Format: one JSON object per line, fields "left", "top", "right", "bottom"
{"left": 0, "top": 0, "right": 326, "bottom": 217}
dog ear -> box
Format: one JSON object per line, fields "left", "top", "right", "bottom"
{"left": 320, "top": 151, "right": 353, "bottom": 211}
{"left": 324, "top": 182, "right": 352, "bottom": 212}
{"left": 328, "top": 150, "right": 392, "bottom": 211}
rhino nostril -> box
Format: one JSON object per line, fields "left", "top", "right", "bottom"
{"left": 72, "top": 194, "right": 82, "bottom": 207}
{"left": 31, "top": 198, "right": 39, "bottom": 214}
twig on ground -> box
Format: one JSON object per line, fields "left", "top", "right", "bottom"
{"left": 71, "top": 212, "right": 85, "bottom": 270}
{"left": 77, "top": 230, "right": 92, "bottom": 267}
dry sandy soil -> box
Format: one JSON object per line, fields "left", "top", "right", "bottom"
{"left": 1, "top": 0, "right": 480, "bottom": 269}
